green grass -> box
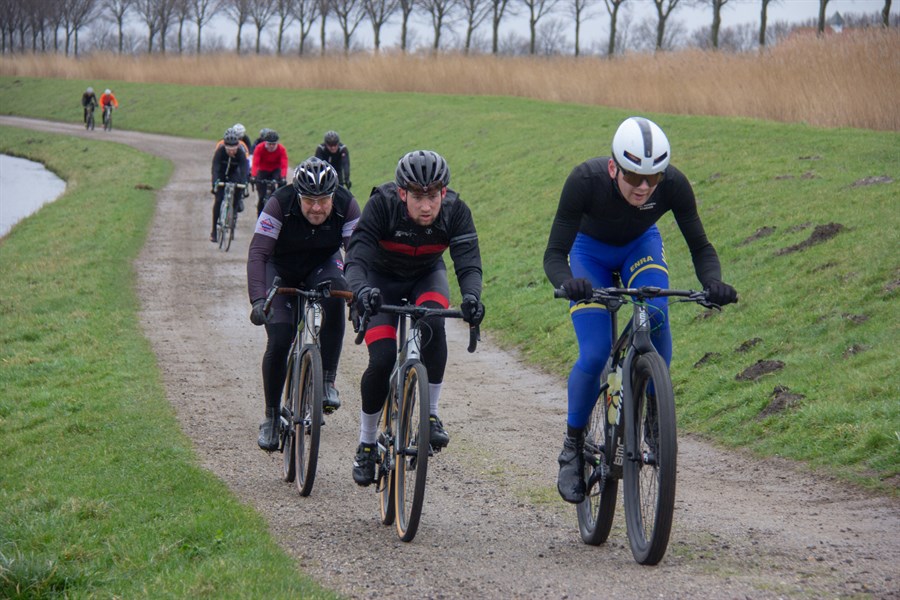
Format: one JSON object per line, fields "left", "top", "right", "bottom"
{"left": 0, "top": 74, "right": 896, "bottom": 515}
{"left": 0, "top": 128, "right": 338, "bottom": 598}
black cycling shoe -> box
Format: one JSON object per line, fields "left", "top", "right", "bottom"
{"left": 429, "top": 415, "right": 450, "bottom": 449}
{"left": 257, "top": 409, "right": 278, "bottom": 451}
{"left": 235, "top": 197, "right": 245, "bottom": 213}
{"left": 557, "top": 434, "right": 586, "bottom": 504}
{"left": 209, "top": 232, "right": 217, "bottom": 243}
{"left": 352, "top": 443, "right": 377, "bottom": 486}
{"left": 323, "top": 385, "right": 341, "bottom": 414}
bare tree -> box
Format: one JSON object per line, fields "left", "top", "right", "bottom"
{"left": 0, "top": 0, "right": 25, "bottom": 53}
{"left": 190, "top": 0, "right": 221, "bottom": 53}
{"left": 421, "top": 0, "right": 457, "bottom": 51}
{"left": 536, "top": 16, "right": 566, "bottom": 54}
{"left": 224, "top": 0, "right": 252, "bottom": 53}
{"left": 398, "top": 0, "right": 415, "bottom": 51}
{"left": 458, "top": 0, "right": 490, "bottom": 53}
{"left": 173, "top": 0, "right": 191, "bottom": 52}
{"left": 520, "top": 0, "right": 559, "bottom": 54}
{"left": 602, "top": 0, "right": 626, "bottom": 57}
{"left": 134, "top": 0, "right": 161, "bottom": 52}
{"left": 567, "top": 0, "right": 593, "bottom": 56}
{"left": 883, "top": 0, "right": 892, "bottom": 27}
{"left": 489, "top": 0, "right": 516, "bottom": 53}
{"left": 292, "top": 0, "right": 319, "bottom": 54}
{"left": 272, "top": 0, "right": 296, "bottom": 54}
{"left": 363, "top": 0, "right": 398, "bottom": 52}
{"left": 248, "top": 0, "right": 277, "bottom": 52}
{"left": 817, "top": 0, "right": 830, "bottom": 35}
{"left": 706, "top": 0, "right": 729, "bottom": 49}
{"left": 758, "top": 0, "right": 778, "bottom": 48}
{"left": 318, "top": 0, "right": 330, "bottom": 54}
{"left": 332, "top": 0, "right": 365, "bottom": 52}
{"left": 652, "top": 0, "right": 682, "bottom": 51}
{"left": 99, "top": 0, "right": 134, "bottom": 53}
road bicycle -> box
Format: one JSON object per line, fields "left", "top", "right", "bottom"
{"left": 262, "top": 278, "right": 353, "bottom": 496}
{"left": 355, "top": 302, "right": 479, "bottom": 542}
{"left": 85, "top": 104, "right": 95, "bottom": 130}
{"left": 214, "top": 181, "right": 245, "bottom": 252}
{"left": 555, "top": 278, "right": 719, "bottom": 565}
{"left": 254, "top": 177, "right": 282, "bottom": 216}
{"left": 102, "top": 105, "right": 113, "bottom": 131}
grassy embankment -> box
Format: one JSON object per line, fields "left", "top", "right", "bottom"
{"left": 0, "top": 128, "right": 337, "bottom": 597}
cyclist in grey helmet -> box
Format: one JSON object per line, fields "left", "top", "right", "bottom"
{"left": 315, "top": 130, "right": 351, "bottom": 189}
{"left": 344, "top": 150, "right": 485, "bottom": 486}
{"left": 81, "top": 87, "right": 97, "bottom": 124}
{"left": 210, "top": 128, "right": 249, "bottom": 242}
{"left": 247, "top": 157, "right": 361, "bottom": 451}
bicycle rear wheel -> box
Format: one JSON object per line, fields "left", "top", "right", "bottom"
{"left": 294, "top": 346, "right": 323, "bottom": 496}
{"left": 393, "top": 362, "right": 430, "bottom": 542}
{"left": 280, "top": 351, "right": 298, "bottom": 483}
{"left": 577, "top": 369, "right": 618, "bottom": 545}
{"left": 377, "top": 395, "right": 396, "bottom": 526}
{"left": 623, "top": 352, "right": 677, "bottom": 565}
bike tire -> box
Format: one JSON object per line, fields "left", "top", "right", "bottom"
{"left": 217, "top": 199, "right": 227, "bottom": 251}
{"left": 377, "top": 395, "right": 396, "bottom": 526}
{"left": 577, "top": 369, "right": 618, "bottom": 545}
{"left": 623, "top": 352, "right": 677, "bottom": 565}
{"left": 281, "top": 351, "right": 298, "bottom": 483}
{"left": 86, "top": 113, "right": 94, "bottom": 130}
{"left": 223, "top": 206, "right": 235, "bottom": 252}
{"left": 393, "top": 362, "right": 430, "bottom": 542}
{"left": 294, "top": 346, "right": 323, "bottom": 497}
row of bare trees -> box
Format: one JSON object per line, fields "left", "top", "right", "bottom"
{"left": 1, "top": 0, "right": 894, "bottom": 57}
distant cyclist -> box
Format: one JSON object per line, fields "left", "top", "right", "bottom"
{"left": 81, "top": 87, "right": 97, "bottom": 125}
{"left": 247, "top": 157, "right": 361, "bottom": 450}
{"left": 250, "top": 129, "right": 290, "bottom": 216}
{"left": 315, "top": 130, "right": 351, "bottom": 189}
{"left": 250, "top": 128, "right": 271, "bottom": 155}
{"left": 209, "top": 128, "right": 249, "bottom": 243}
{"left": 99, "top": 88, "right": 118, "bottom": 112}
{"left": 233, "top": 123, "right": 253, "bottom": 156}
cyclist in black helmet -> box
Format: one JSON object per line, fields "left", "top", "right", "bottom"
{"left": 344, "top": 150, "right": 485, "bottom": 486}
{"left": 210, "top": 127, "right": 249, "bottom": 243}
{"left": 247, "top": 157, "right": 361, "bottom": 451}
{"left": 315, "top": 130, "right": 351, "bottom": 189}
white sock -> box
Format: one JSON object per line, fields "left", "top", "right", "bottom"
{"left": 429, "top": 383, "right": 442, "bottom": 416}
{"left": 360, "top": 409, "right": 381, "bottom": 445}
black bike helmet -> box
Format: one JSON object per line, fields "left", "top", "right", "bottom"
{"left": 293, "top": 157, "right": 338, "bottom": 196}
{"left": 222, "top": 128, "right": 239, "bottom": 146}
{"left": 395, "top": 150, "right": 450, "bottom": 191}
{"left": 264, "top": 129, "right": 279, "bottom": 143}
{"left": 324, "top": 130, "right": 340, "bottom": 145}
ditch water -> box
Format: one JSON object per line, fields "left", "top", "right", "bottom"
{"left": 0, "top": 154, "right": 67, "bottom": 238}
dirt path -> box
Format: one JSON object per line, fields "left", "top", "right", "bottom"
{"left": 4, "top": 116, "right": 898, "bottom": 599}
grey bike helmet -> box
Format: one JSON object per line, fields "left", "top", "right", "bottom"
{"left": 264, "top": 129, "right": 279, "bottom": 143}
{"left": 395, "top": 150, "right": 450, "bottom": 191}
{"left": 223, "top": 128, "right": 240, "bottom": 146}
{"left": 233, "top": 123, "right": 246, "bottom": 137}
{"left": 86, "top": 87, "right": 94, "bottom": 94}
{"left": 293, "top": 157, "right": 338, "bottom": 196}
{"left": 611, "top": 117, "right": 670, "bottom": 175}
{"left": 324, "top": 130, "right": 340, "bottom": 145}
{"left": 259, "top": 127, "right": 271, "bottom": 138}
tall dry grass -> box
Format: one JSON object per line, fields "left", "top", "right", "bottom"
{"left": 2, "top": 28, "right": 898, "bottom": 131}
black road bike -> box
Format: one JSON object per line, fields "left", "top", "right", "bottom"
{"left": 555, "top": 280, "right": 720, "bottom": 565}
{"left": 355, "top": 303, "right": 479, "bottom": 542}
{"left": 263, "top": 279, "right": 353, "bottom": 496}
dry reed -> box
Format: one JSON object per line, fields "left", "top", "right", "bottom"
{"left": 2, "top": 28, "right": 898, "bottom": 131}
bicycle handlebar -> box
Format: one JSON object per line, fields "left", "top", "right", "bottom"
{"left": 354, "top": 304, "right": 480, "bottom": 353}
{"left": 262, "top": 278, "right": 353, "bottom": 315}
{"left": 215, "top": 182, "right": 247, "bottom": 190}
{"left": 554, "top": 285, "right": 720, "bottom": 310}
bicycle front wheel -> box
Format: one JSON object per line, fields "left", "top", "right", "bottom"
{"left": 577, "top": 368, "right": 618, "bottom": 545}
{"left": 216, "top": 199, "right": 227, "bottom": 251}
{"left": 280, "top": 351, "right": 298, "bottom": 483}
{"left": 223, "top": 198, "right": 235, "bottom": 252}
{"left": 623, "top": 352, "right": 677, "bottom": 565}
{"left": 393, "top": 362, "right": 430, "bottom": 542}
{"left": 294, "top": 345, "right": 323, "bottom": 496}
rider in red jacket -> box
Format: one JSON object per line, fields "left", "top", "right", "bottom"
{"left": 250, "top": 129, "right": 290, "bottom": 215}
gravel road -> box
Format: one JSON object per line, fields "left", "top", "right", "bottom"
{"left": 3, "top": 115, "right": 898, "bottom": 599}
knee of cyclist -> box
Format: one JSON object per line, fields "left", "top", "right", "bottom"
{"left": 574, "top": 355, "right": 606, "bottom": 377}
{"left": 367, "top": 339, "right": 395, "bottom": 372}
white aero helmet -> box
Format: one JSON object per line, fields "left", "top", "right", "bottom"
{"left": 611, "top": 117, "right": 670, "bottom": 175}
{"left": 233, "top": 123, "right": 246, "bottom": 137}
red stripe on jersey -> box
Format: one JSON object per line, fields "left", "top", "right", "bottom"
{"left": 379, "top": 240, "right": 448, "bottom": 256}
{"left": 365, "top": 324, "right": 396, "bottom": 345}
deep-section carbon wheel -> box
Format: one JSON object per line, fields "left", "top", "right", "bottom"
{"left": 295, "top": 346, "right": 323, "bottom": 496}
{"left": 393, "top": 362, "right": 430, "bottom": 542}
{"left": 623, "top": 352, "right": 677, "bottom": 565}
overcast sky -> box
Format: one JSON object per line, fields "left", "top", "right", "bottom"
{"left": 201, "top": 0, "right": 897, "bottom": 52}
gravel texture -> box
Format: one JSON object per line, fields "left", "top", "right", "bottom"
{"left": 4, "top": 116, "right": 898, "bottom": 599}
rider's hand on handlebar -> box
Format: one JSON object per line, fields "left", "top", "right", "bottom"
{"left": 705, "top": 280, "right": 738, "bottom": 306}
{"left": 561, "top": 278, "right": 593, "bottom": 301}
{"left": 356, "top": 287, "right": 382, "bottom": 316}
{"left": 211, "top": 180, "right": 219, "bottom": 194}
{"left": 460, "top": 294, "right": 485, "bottom": 327}
{"left": 249, "top": 298, "right": 270, "bottom": 326}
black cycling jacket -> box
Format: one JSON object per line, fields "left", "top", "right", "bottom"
{"left": 315, "top": 143, "right": 351, "bottom": 187}
{"left": 543, "top": 157, "right": 722, "bottom": 289}
{"left": 211, "top": 144, "right": 248, "bottom": 186}
{"left": 345, "top": 182, "right": 482, "bottom": 300}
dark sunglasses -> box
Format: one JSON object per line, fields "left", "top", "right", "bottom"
{"left": 616, "top": 164, "right": 665, "bottom": 187}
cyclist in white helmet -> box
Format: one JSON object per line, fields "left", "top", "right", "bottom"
{"left": 544, "top": 116, "right": 737, "bottom": 504}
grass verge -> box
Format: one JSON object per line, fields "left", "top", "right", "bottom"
{"left": 0, "top": 127, "right": 337, "bottom": 598}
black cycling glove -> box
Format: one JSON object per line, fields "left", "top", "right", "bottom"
{"left": 356, "top": 287, "right": 382, "bottom": 316}
{"left": 249, "top": 298, "right": 269, "bottom": 326}
{"left": 460, "top": 294, "right": 485, "bottom": 327}
{"left": 705, "top": 280, "right": 738, "bottom": 306}
{"left": 561, "top": 278, "right": 593, "bottom": 301}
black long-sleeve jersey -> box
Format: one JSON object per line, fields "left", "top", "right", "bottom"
{"left": 247, "top": 185, "right": 361, "bottom": 302}
{"left": 543, "top": 157, "right": 722, "bottom": 289}
{"left": 315, "top": 143, "right": 351, "bottom": 187}
{"left": 345, "top": 182, "right": 482, "bottom": 300}
{"left": 211, "top": 144, "right": 249, "bottom": 186}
